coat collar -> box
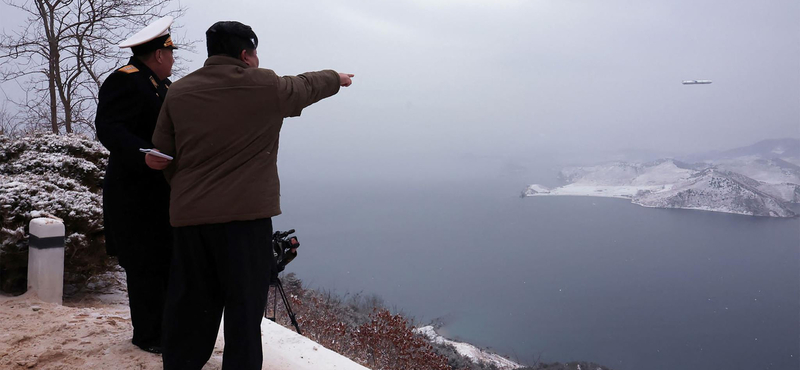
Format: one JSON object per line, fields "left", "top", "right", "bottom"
{"left": 128, "top": 56, "right": 158, "bottom": 80}
{"left": 204, "top": 55, "right": 250, "bottom": 69}
{"left": 127, "top": 56, "right": 171, "bottom": 87}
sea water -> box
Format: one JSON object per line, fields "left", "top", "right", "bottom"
{"left": 278, "top": 166, "right": 799, "bottom": 370}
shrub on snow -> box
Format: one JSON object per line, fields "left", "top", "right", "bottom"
{"left": 0, "top": 133, "right": 110, "bottom": 294}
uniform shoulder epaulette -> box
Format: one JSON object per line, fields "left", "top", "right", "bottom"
{"left": 118, "top": 65, "right": 139, "bottom": 74}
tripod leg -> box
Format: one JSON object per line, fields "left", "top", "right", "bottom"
{"left": 275, "top": 279, "right": 302, "bottom": 335}
{"left": 264, "top": 283, "right": 278, "bottom": 322}
{"left": 272, "top": 284, "right": 279, "bottom": 322}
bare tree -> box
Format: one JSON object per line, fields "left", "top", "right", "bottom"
{"left": 0, "top": 99, "right": 18, "bottom": 137}
{"left": 0, "top": 0, "right": 189, "bottom": 135}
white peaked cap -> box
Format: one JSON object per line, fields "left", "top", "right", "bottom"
{"left": 119, "top": 16, "right": 174, "bottom": 48}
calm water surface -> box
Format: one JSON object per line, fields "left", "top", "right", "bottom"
{"left": 277, "top": 167, "right": 800, "bottom": 370}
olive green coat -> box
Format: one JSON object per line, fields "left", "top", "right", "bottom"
{"left": 152, "top": 55, "right": 340, "bottom": 227}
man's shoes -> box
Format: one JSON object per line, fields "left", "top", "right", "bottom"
{"left": 136, "top": 344, "right": 163, "bottom": 354}
{"left": 133, "top": 340, "right": 163, "bottom": 354}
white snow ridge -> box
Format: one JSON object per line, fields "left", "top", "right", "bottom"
{"left": 523, "top": 157, "right": 798, "bottom": 218}
{"left": 414, "top": 326, "right": 523, "bottom": 370}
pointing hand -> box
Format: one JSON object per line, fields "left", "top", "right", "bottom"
{"left": 339, "top": 73, "right": 354, "bottom": 87}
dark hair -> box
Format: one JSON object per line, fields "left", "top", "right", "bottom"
{"left": 134, "top": 49, "right": 158, "bottom": 61}
{"left": 206, "top": 21, "right": 259, "bottom": 58}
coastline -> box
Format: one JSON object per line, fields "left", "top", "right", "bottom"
{"left": 523, "top": 184, "right": 798, "bottom": 218}
{"left": 525, "top": 191, "right": 798, "bottom": 218}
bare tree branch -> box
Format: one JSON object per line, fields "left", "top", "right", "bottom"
{"left": 0, "top": 0, "right": 195, "bottom": 135}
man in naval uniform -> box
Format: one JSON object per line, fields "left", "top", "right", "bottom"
{"left": 95, "top": 16, "right": 177, "bottom": 354}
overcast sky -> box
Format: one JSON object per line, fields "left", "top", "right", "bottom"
{"left": 2, "top": 0, "right": 799, "bottom": 175}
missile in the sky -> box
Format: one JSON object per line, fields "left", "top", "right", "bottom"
{"left": 682, "top": 80, "right": 712, "bottom": 85}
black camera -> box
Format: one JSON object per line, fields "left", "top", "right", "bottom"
{"left": 267, "top": 228, "right": 302, "bottom": 334}
{"left": 272, "top": 229, "right": 299, "bottom": 273}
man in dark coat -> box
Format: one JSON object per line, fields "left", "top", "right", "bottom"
{"left": 148, "top": 21, "right": 353, "bottom": 369}
{"left": 95, "top": 16, "right": 177, "bottom": 354}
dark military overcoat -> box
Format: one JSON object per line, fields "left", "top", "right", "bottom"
{"left": 96, "top": 56, "right": 172, "bottom": 269}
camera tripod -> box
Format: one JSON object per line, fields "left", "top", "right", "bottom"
{"left": 264, "top": 277, "right": 302, "bottom": 334}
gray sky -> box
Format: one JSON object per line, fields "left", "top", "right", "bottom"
{"left": 2, "top": 0, "right": 799, "bottom": 173}
{"left": 181, "top": 0, "right": 799, "bottom": 161}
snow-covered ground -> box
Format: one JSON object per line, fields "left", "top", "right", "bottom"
{"left": 523, "top": 158, "right": 798, "bottom": 218}
{"left": 0, "top": 285, "right": 369, "bottom": 370}
{"left": 226, "top": 319, "right": 371, "bottom": 370}
{"left": 414, "top": 326, "right": 522, "bottom": 370}
{"left": 713, "top": 157, "right": 800, "bottom": 185}
{"left": 525, "top": 183, "right": 670, "bottom": 199}
{"left": 524, "top": 159, "right": 689, "bottom": 200}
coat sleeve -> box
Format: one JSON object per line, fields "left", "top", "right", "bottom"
{"left": 277, "top": 70, "right": 341, "bottom": 118}
{"left": 95, "top": 73, "right": 152, "bottom": 167}
{"left": 152, "top": 98, "right": 177, "bottom": 184}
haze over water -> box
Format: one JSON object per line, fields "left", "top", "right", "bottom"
{"left": 277, "top": 157, "right": 800, "bottom": 370}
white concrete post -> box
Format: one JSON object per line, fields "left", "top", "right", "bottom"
{"left": 27, "top": 217, "right": 65, "bottom": 305}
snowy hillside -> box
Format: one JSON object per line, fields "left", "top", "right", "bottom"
{"left": 633, "top": 169, "right": 796, "bottom": 217}
{"left": 523, "top": 156, "right": 798, "bottom": 218}
{"left": 558, "top": 159, "right": 698, "bottom": 187}
{"left": 711, "top": 158, "right": 800, "bottom": 203}
{"left": 682, "top": 138, "right": 800, "bottom": 165}
{"left": 713, "top": 157, "right": 800, "bottom": 185}
{"left": 414, "top": 326, "right": 522, "bottom": 370}
{"left": 525, "top": 159, "right": 697, "bottom": 199}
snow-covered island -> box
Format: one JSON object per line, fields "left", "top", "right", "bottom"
{"left": 523, "top": 139, "right": 800, "bottom": 218}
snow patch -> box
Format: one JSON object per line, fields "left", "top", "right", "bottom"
{"left": 414, "top": 326, "right": 522, "bottom": 370}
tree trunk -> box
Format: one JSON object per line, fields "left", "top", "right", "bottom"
{"left": 38, "top": 0, "right": 60, "bottom": 134}
{"left": 63, "top": 104, "right": 72, "bottom": 134}
{"left": 48, "top": 66, "right": 58, "bottom": 134}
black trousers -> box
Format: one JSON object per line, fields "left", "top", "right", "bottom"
{"left": 162, "top": 218, "right": 274, "bottom": 370}
{"left": 125, "top": 261, "right": 169, "bottom": 348}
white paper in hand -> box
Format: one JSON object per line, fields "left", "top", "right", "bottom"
{"left": 139, "top": 148, "right": 173, "bottom": 160}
